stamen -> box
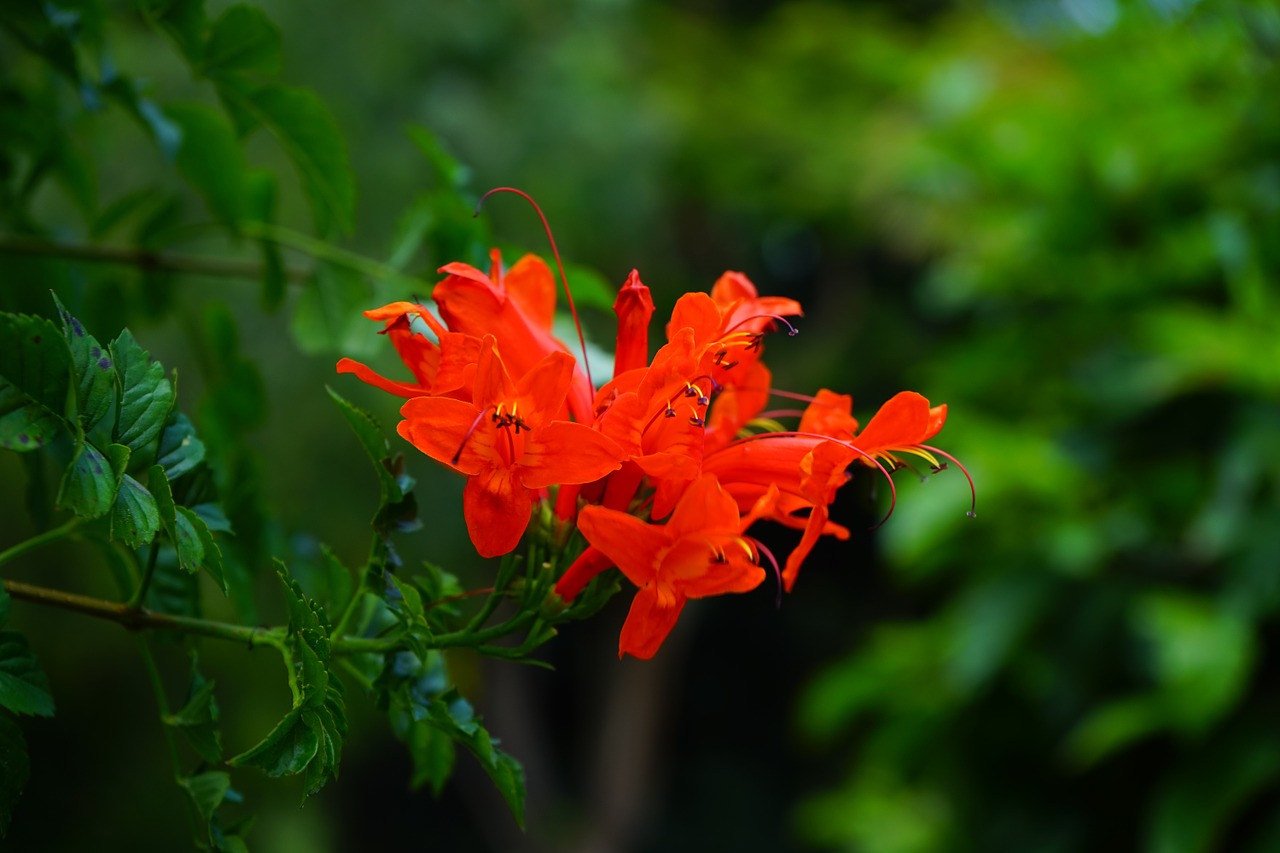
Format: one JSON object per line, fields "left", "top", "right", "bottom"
{"left": 452, "top": 406, "right": 495, "bottom": 465}
{"left": 748, "top": 537, "right": 784, "bottom": 608}
{"left": 725, "top": 313, "right": 800, "bottom": 337}
{"left": 917, "top": 445, "right": 978, "bottom": 518}
{"left": 475, "top": 187, "right": 594, "bottom": 389}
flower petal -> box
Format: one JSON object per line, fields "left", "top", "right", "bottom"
{"left": 577, "top": 505, "right": 670, "bottom": 589}
{"left": 463, "top": 466, "right": 533, "bottom": 558}
{"left": 518, "top": 421, "right": 623, "bottom": 488}
{"left": 618, "top": 584, "right": 686, "bottom": 660}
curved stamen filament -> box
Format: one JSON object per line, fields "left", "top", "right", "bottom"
{"left": 748, "top": 536, "right": 784, "bottom": 608}
{"left": 452, "top": 406, "right": 495, "bottom": 465}
{"left": 475, "top": 187, "right": 594, "bottom": 390}
{"left": 724, "top": 313, "right": 800, "bottom": 337}
{"left": 917, "top": 445, "right": 978, "bottom": 518}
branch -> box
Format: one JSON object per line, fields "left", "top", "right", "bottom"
{"left": 0, "top": 234, "right": 312, "bottom": 282}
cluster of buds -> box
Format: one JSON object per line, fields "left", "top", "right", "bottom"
{"left": 338, "top": 194, "right": 972, "bottom": 659}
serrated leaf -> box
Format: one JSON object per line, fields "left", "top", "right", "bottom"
{"left": 155, "top": 412, "right": 206, "bottom": 480}
{"left": 229, "top": 706, "right": 319, "bottom": 776}
{"left": 58, "top": 439, "right": 125, "bottom": 518}
{"left": 0, "top": 312, "right": 74, "bottom": 418}
{"left": 0, "top": 632, "right": 55, "bottom": 718}
{"left": 202, "top": 4, "right": 281, "bottom": 78}
{"left": 0, "top": 713, "right": 30, "bottom": 837}
{"left": 178, "top": 506, "right": 226, "bottom": 593}
{"left": 111, "top": 472, "right": 161, "bottom": 548}
{"left": 51, "top": 294, "right": 115, "bottom": 433}
{"left": 222, "top": 82, "right": 355, "bottom": 234}
{"left": 110, "top": 329, "right": 174, "bottom": 454}
{"left": 179, "top": 771, "right": 231, "bottom": 825}
{"left": 405, "top": 719, "right": 456, "bottom": 795}
{"left": 167, "top": 102, "right": 247, "bottom": 227}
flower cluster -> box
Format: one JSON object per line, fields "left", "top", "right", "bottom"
{"left": 339, "top": 248, "right": 972, "bottom": 659}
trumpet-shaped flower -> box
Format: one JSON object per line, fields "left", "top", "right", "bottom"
{"left": 398, "top": 337, "right": 623, "bottom": 557}
{"left": 557, "top": 474, "right": 766, "bottom": 659}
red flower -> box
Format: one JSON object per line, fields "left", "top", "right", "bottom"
{"left": 557, "top": 474, "right": 766, "bottom": 659}
{"left": 433, "top": 250, "right": 594, "bottom": 422}
{"left": 849, "top": 390, "right": 947, "bottom": 466}
{"left": 398, "top": 337, "right": 623, "bottom": 557}
{"left": 336, "top": 301, "right": 481, "bottom": 399}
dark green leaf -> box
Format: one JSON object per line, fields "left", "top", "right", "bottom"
{"left": 0, "top": 380, "right": 63, "bottom": 453}
{"left": 326, "top": 386, "right": 404, "bottom": 507}
{"left": 178, "top": 771, "right": 231, "bottom": 825}
{"left": 110, "top": 472, "right": 161, "bottom": 548}
{"left": 202, "top": 4, "right": 281, "bottom": 78}
{"left": 0, "top": 313, "right": 74, "bottom": 417}
{"left": 405, "top": 719, "right": 455, "bottom": 795}
{"left": 57, "top": 439, "right": 125, "bottom": 519}
{"left": 51, "top": 294, "right": 115, "bottom": 433}
{"left": 221, "top": 82, "right": 355, "bottom": 234}
{"left": 167, "top": 102, "right": 247, "bottom": 227}
{"left": 109, "top": 329, "right": 174, "bottom": 454}
{"left": 165, "top": 661, "right": 223, "bottom": 765}
{"left": 0, "top": 713, "right": 30, "bottom": 838}
{"left": 101, "top": 77, "right": 183, "bottom": 160}
{"left": 386, "top": 194, "right": 436, "bottom": 270}
{"left": 139, "top": 0, "right": 207, "bottom": 64}
{"left": 155, "top": 412, "right": 206, "bottom": 481}
{"left": 229, "top": 706, "right": 319, "bottom": 777}
{"left": 178, "top": 506, "right": 226, "bottom": 593}
{"left": 0, "top": 632, "right": 54, "bottom": 718}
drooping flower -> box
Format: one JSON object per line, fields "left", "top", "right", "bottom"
{"left": 398, "top": 336, "right": 624, "bottom": 557}
{"left": 556, "top": 474, "right": 766, "bottom": 659}
{"left": 336, "top": 301, "right": 482, "bottom": 399}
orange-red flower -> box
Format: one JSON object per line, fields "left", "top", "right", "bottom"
{"left": 398, "top": 337, "right": 623, "bottom": 557}
{"left": 849, "top": 390, "right": 947, "bottom": 466}
{"left": 336, "top": 301, "right": 481, "bottom": 399}
{"left": 557, "top": 474, "right": 766, "bottom": 659}
{"left": 433, "top": 250, "right": 594, "bottom": 422}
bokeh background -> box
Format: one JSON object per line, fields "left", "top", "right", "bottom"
{"left": 4, "top": 0, "right": 1280, "bottom": 850}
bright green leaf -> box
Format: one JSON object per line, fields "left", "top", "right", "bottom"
{"left": 229, "top": 706, "right": 319, "bottom": 777}
{"left": 155, "top": 412, "right": 206, "bottom": 480}
{"left": 51, "top": 294, "right": 114, "bottom": 433}
{"left": 0, "top": 632, "right": 55, "bottom": 718}
{"left": 110, "top": 472, "right": 161, "bottom": 548}
{"left": 109, "top": 329, "right": 174, "bottom": 454}
{"left": 178, "top": 507, "right": 226, "bottom": 593}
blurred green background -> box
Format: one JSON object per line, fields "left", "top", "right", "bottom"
{"left": 3, "top": 0, "right": 1280, "bottom": 850}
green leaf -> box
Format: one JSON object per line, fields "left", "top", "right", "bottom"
{"left": 167, "top": 102, "right": 247, "bottom": 227}
{"left": 221, "top": 82, "right": 355, "bottom": 234}
{"left": 110, "top": 472, "right": 161, "bottom": 548}
{"left": 57, "top": 439, "right": 126, "bottom": 519}
{"left": 51, "top": 294, "right": 115, "bottom": 433}
{"left": 0, "top": 632, "right": 54, "bottom": 718}
{"left": 178, "top": 771, "right": 231, "bottom": 825}
{"left": 165, "top": 660, "right": 223, "bottom": 764}
{"left": 229, "top": 706, "right": 319, "bottom": 777}
{"left": 407, "top": 126, "right": 470, "bottom": 190}
{"left": 0, "top": 380, "right": 64, "bottom": 453}
{"left": 201, "top": 4, "right": 281, "bottom": 78}
{"left": 325, "top": 386, "right": 405, "bottom": 509}
{"left": 139, "top": 0, "right": 207, "bottom": 64}
{"left": 178, "top": 507, "right": 226, "bottom": 593}
{"left": 0, "top": 313, "right": 74, "bottom": 418}
{"left": 155, "top": 412, "right": 206, "bottom": 481}
{"left": 291, "top": 265, "right": 376, "bottom": 356}
{"left": 109, "top": 329, "right": 174, "bottom": 454}
{"left": 0, "top": 713, "right": 30, "bottom": 838}
{"left": 101, "top": 76, "right": 183, "bottom": 160}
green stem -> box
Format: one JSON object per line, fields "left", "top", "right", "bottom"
{"left": 0, "top": 234, "right": 310, "bottom": 281}
{"left": 0, "top": 518, "right": 84, "bottom": 568}
{"left": 2, "top": 579, "right": 286, "bottom": 648}
{"left": 129, "top": 541, "right": 161, "bottom": 609}
{"left": 136, "top": 638, "right": 184, "bottom": 780}
{"left": 241, "top": 221, "right": 429, "bottom": 290}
